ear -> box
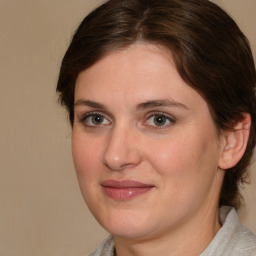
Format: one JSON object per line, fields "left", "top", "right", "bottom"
{"left": 218, "top": 114, "right": 251, "bottom": 170}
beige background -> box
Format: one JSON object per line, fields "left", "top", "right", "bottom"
{"left": 0, "top": 1, "right": 255, "bottom": 255}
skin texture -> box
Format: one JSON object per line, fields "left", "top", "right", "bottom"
{"left": 72, "top": 44, "right": 235, "bottom": 256}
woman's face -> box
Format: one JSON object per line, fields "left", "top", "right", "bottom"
{"left": 72, "top": 44, "right": 225, "bottom": 241}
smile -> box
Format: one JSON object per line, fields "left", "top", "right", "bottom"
{"left": 101, "top": 180, "right": 154, "bottom": 200}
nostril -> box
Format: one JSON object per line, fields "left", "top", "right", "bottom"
{"left": 102, "top": 144, "right": 142, "bottom": 171}
{"left": 103, "top": 159, "right": 141, "bottom": 171}
{"left": 103, "top": 155, "right": 123, "bottom": 171}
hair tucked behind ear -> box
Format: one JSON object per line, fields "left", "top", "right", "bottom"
{"left": 57, "top": 0, "right": 256, "bottom": 208}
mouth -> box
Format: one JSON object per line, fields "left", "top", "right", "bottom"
{"left": 101, "top": 180, "right": 154, "bottom": 200}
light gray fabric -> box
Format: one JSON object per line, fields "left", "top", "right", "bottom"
{"left": 88, "top": 236, "right": 114, "bottom": 256}
{"left": 200, "top": 206, "right": 256, "bottom": 256}
{"left": 88, "top": 206, "right": 256, "bottom": 256}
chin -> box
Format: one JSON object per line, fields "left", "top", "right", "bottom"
{"left": 108, "top": 225, "right": 154, "bottom": 241}
{"left": 96, "top": 210, "right": 159, "bottom": 240}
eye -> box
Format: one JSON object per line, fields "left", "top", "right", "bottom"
{"left": 145, "top": 113, "right": 175, "bottom": 128}
{"left": 81, "top": 113, "right": 111, "bottom": 127}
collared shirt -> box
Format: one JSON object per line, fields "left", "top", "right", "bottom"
{"left": 88, "top": 206, "right": 256, "bottom": 256}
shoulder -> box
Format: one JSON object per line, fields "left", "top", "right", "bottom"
{"left": 201, "top": 206, "right": 256, "bottom": 256}
{"left": 222, "top": 206, "right": 256, "bottom": 255}
{"left": 230, "top": 224, "right": 256, "bottom": 255}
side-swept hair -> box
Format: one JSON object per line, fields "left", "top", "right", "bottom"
{"left": 57, "top": 0, "right": 256, "bottom": 208}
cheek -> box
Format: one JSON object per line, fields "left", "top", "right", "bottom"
{"left": 145, "top": 133, "right": 220, "bottom": 218}
{"left": 147, "top": 136, "right": 197, "bottom": 171}
{"left": 146, "top": 128, "right": 219, "bottom": 183}
{"left": 71, "top": 133, "right": 107, "bottom": 211}
{"left": 72, "top": 132, "right": 102, "bottom": 184}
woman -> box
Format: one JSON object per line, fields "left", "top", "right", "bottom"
{"left": 57, "top": 0, "right": 256, "bottom": 255}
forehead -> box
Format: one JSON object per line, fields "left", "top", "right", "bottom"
{"left": 75, "top": 43, "right": 206, "bottom": 111}
{"left": 76, "top": 44, "right": 175, "bottom": 92}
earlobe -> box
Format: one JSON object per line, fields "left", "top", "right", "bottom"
{"left": 218, "top": 114, "right": 251, "bottom": 170}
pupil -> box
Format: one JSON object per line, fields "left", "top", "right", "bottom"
{"left": 154, "top": 116, "right": 166, "bottom": 126}
{"left": 93, "top": 115, "right": 102, "bottom": 124}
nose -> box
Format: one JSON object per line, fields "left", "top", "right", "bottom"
{"left": 102, "top": 124, "right": 142, "bottom": 171}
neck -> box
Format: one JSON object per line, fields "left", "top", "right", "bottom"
{"left": 114, "top": 206, "right": 221, "bottom": 256}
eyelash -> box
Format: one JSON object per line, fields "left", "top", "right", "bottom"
{"left": 144, "top": 111, "right": 176, "bottom": 129}
{"left": 78, "top": 111, "right": 176, "bottom": 129}
{"left": 78, "top": 112, "right": 111, "bottom": 127}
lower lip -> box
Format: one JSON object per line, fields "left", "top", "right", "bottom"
{"left": 102, "top": 187, "right": 153, "bottom": 200}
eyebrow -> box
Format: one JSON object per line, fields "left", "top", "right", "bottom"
{"left": 136, "top": 99, "right": 188, "bottom": 111}
{"left": 74, "top": 99, "right": 188, "bottom": 111}
{"left": 74, "top": 100, "right": 108, "bottom": 110}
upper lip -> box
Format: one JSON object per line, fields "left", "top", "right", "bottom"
{"left": 101, "top": 179, "right": 154, "bottom": 188}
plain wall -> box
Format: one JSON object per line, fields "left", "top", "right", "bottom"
{"left": 0, "top": 1, "right": 255, "bottom": 255}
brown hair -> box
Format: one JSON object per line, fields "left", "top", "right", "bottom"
{"left": 57, "top": 0, "right": 256, "bottom": 208}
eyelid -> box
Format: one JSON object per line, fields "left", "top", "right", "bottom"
{"left": 143, "top": 111, "right": 176, "bottom": 128}
{"left": 146, "top": 111, "right": 175, "bottom": 121}
{"left": 78, "top": 111, "right": 112, "bottom": 127}
{"left": 75, "top": 110, "right": 176, "bottom": 130}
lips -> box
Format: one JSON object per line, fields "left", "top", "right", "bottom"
{"left": 101, "top": 180, "right": 154, "bottom": 200}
